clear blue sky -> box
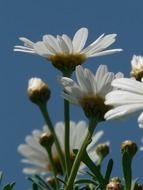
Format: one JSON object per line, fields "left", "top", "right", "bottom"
{"left": 1, "top": 0, "right": 143, "bottom": 189}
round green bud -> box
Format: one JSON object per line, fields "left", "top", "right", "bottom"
{"left": 121, "top": 140, "right": 138, "bottom": 158}
{"left": 39, "top": 133, "right": 54, "bottom": 150}
{"left": 96, "top": 143, "right": 110, "bottom": 159}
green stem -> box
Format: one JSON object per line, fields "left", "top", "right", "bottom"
{"left": 122, "top": 152, "right": 132, "bottom": 190}
{"left": 64, "top": 117, "right": 99, "bottom": 190}
{"left": 46, "top": 148, "right": 60, "bottom": 190}
{"left": 64, "top": 99, "right": 71, "bottom": 177}
{"left": 39, "top": 103, "right": 65, "bottom": 173}
{"left": 63, "top": 72, "right": 71, "bottom": 178}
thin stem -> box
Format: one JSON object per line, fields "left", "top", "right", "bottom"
{"left": 64, "top": 99, "right": 71, "bottom": 177}
{"left": 64, "top": 117, "right": 99, "bottom": 190}
{"left": 46, "top": 148, "right": 60, "bottom": 189}
{"left": 39, "top": 103, "right": 65, "bottom": 173}
{"left": 63, "top": 72, "right": 71, "bottom": 178}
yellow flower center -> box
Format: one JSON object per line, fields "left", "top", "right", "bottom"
{"left": 79, "top": 95, "right": 112, "bottom": 120}
{"left": 131, "top": 69, "right": 143, "bottom": 81}
{"left": 48, "top": 53, "right": 86, "bottom": 74}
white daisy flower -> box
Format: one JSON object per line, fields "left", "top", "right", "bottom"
{"left": 18, "top": 121, "right": 105, "bottom": 175}
{"left": 130, "top": 55, "right": 143, "bottom": 81}
{"left": 59, "top": 65, "right": 122, "bottom": 119}
{"left": 14, "top": 27, "right": 122, "bottom": 73}
{"left": 104, "top": 78, "right": 143, "bottom": 128}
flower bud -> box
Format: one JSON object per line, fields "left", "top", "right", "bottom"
{"left": 106, "top": 180, "right": 123, "bottom": 190}
{"left": 39, "top": 132, "right": 54, "bottom": 150}
{"left": 27, "top": 78, "right": 51, "bottom": 105}
{"left": 96, "top": 143, "right": 110, "bottom": 159}
{"left": 47, "top": 176, "right": 57, "bottom": 189}
{"left": 121, "top": 140, "right": 138, "bottom": 158}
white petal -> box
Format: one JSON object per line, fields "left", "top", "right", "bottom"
{"left": 57, "top": 35, "right": 69, "bottom": 53}
{"left": 13, "top": 49, "right": 35, "bottom": 53}
{"left": 73, "top": 121, "right": 87, "bottom": 149}
{"left": 72, "top": 28, "right": 88, "bottom": 52}
{"left": 88, "top": 34, "right": 117, "bottom": 53}
{"left": 138, "top": 112, "right": 143, "bottom": 128}
{"left": 111, "top": 78, "right": 143, "bottom": 95}
{"left": 97, "top": 72, "right": 114, "bottom": 96}
{"left": 105, "top": 90, "right": 143, "bottom": 106}
{"left": 34, "top": 41, "right": 53, "bottom": 57}
{"left": 59, "top": 76, "right": 75, "bottom": 87}
{"left": 105, "top": 104, "right": 143, "bottom": 120}
{"left": 81, "top": 33, "right": 105, "bottom": 54}
{"left": 87, "top": 49, "right": 122, "bottom": 57}
{"left": 87, "top": 130, "right": 104, "bottom": 151}
{"left": 115, "top": 72, "right": 124, "bottom": 79}
{"left": 62, "top": 34, "right": 73, "bottom": 53}
{"left": 22, "top": 167, "right": 46, "bottom": 174}
{"left": 84, "top": 68, "right": 97, "bottom": 93}
{"left": 76, "top": 65, "right": 94, "bottom": 93}
{"left": 19, "top": 37, "right": 34, "bottom": 48}
{"left": 43, "top": 35, "right": 62, "bottom": 53}
{"left": 62, "top": 92, "right": 79, "bottom": 104}
{"left": 14, "top": 45, "right": 34, "bottom": 51}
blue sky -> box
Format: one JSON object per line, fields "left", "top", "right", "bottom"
{"left": 1, "top": 0, "right": 143, "bottom": 189}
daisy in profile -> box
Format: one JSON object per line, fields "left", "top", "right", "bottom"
{"left": 59, "top": 64, "right": 123, "bottom": 120}
{"left": 14, "top": 27, "right": 122, "bottom": 73}
{"left": 18, "top": 121, "right": 105, "bottom": 175}
{"left": 104, "top": 78, "right": 143, "bottom": 128}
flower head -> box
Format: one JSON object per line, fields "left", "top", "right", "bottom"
{"left": 14, "top": 27, "right": 122, "bottom": 73}
{"left": 104, "top": 78, "right": 143, "bottom": 128}
{"left": 18, "top": 121, "right": 105, "bottom": 175}
{"left": 130, "top": 55, "right": 143, "bottom": 81}
{"left": 27, "top": 77, "right": 51, "bottom": 105}
{"left": 59, "top": 65, "right": 122, "bottom": 119}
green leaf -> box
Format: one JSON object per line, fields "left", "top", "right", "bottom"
{"left": 75, "top": 179, "right": 98, "bottom": 185}
{"left": 131, "top": 178, "right": 140, "bottom": 190}
{"left": 32, "top": 183, "right": 39, "bottom": 190}
{"left": 3, "top": 182, "right": 16, "bottom": 190}
{"left": 73, "top": 149, "right": 105, "bottom": 190}
{"left": 28, "top": 175, "right": 52, "bottom": 190}
{"left": 104, "top": 159, "right": 113, "bottom": 183}
{"left": 0, "top": 171, "right": 4, "bottom": 186}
